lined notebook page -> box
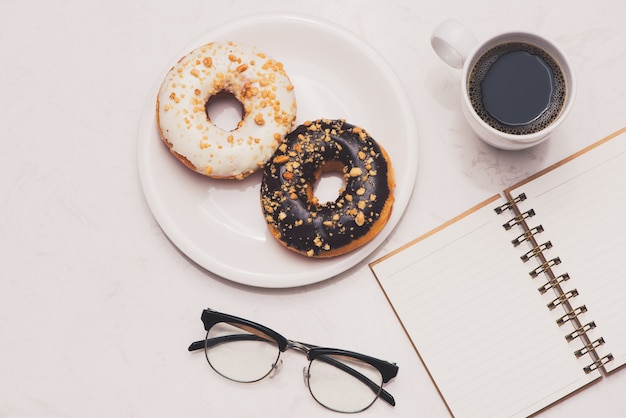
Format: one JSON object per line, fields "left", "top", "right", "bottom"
{"left": 509, "top": 128, "right": 626, "bottom": 373}
{"left": 371, "top": 197, "right": 598, "bottom": 418}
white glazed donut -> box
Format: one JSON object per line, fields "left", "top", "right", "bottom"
{"left": 156, "top": 41, "right": 297, "bottom": 179}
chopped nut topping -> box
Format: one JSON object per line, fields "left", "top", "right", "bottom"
{"left": 273, "top": 155, "right": 289, "bottom": 164}
{"left": 254, "top": 113, "right": 265, "bottom": 126}
{"left": 349, "top": 167, "right": 363, "bottom": 177}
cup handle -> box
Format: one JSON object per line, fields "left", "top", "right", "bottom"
{"left": 431, "top": 19, "right": 478, "bottom": 69}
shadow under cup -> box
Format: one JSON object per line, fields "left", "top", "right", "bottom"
{"left": 463, "top": 33, "right": 575, "bottom": 148}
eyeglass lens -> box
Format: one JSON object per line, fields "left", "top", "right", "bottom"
{"left": 205, "top": 322, "right": 281, "bottom": 383}
{"left": 306, "top": 353, "right": 384, "bottom": 413}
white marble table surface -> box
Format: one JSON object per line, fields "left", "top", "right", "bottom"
{"left": 1, "top": 0, "right": 625, "bottom": 417}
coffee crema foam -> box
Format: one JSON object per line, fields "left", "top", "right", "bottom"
{"left": 468, "top": 42, "right": 567, "bottom": 135}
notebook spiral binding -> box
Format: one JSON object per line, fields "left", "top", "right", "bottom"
{"left": 539, "top": 273, "right": 570, "bottom": 294}
{"left": 495, "top": 193, "right": 614, "bottom": 374}
{"left": 494, "top": 192, "right": 527, "bottom": 214}
{"left": 548, "top": 290, "right": 579, "bottom": 310}
{"left": 503, "top": 209, "right": 535, "bottom": 230}
{"left": 511, "top": 225, "right": 544, "bottom": 246}
{"left": 556, "top": 305, "right": 586, "bottom": 325}
{"left": 521, "top": 241, "right": 553, "bottom": 262}
{"left": 584, "top": 354, "right": 614, "bottom": 373}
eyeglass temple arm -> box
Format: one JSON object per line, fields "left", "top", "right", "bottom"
{"left": 188, "top": 334, "right": 272, "bottom": 352}
{"left": 189, "top": 336, "right": 396, "bottom": 407}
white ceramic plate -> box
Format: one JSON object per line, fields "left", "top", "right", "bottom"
{"left": 137, "top": 13, "right": 418, "bottom": 288}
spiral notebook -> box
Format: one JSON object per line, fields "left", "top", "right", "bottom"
{"left": 370, "top": 127, "right": 626, "bottom": 418}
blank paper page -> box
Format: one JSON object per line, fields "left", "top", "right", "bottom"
{"left": 509, "top": 129, "right": 626, "bottom": 373}
{"left": 371, "top": 197, "right": 598, "bottom": 418}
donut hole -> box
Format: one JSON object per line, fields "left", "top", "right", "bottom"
{"left": 308, "top": 161, "right": 347, "bottom": 205}
{"left": 205, "top": 90, "right": 244, "bottom": 131}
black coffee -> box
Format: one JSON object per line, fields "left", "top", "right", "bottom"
{"left": 468, "top": 42, "right": 566, "bottom": 135}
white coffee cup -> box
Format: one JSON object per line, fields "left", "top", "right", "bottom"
{"left": 431, "top": 19, "right": 576, "bottom": 150}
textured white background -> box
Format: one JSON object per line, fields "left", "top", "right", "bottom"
{"left": 1, "top": 0, "right": 625, "bottom": 417}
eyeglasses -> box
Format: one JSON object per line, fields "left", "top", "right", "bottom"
{"left": 188, "top": 308, "right": 398, "bottom": 414}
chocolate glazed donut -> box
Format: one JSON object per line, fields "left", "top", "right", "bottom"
{"left": 261, "top": 119, "right": 395, "bottom": 258}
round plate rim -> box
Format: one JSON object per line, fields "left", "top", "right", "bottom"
{"left": 137, "top": 12, "right": 418, "bottom": 288}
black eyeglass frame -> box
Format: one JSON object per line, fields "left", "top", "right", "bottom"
{"left": 188, "top": 308, "right": 398, "bottom": 411}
